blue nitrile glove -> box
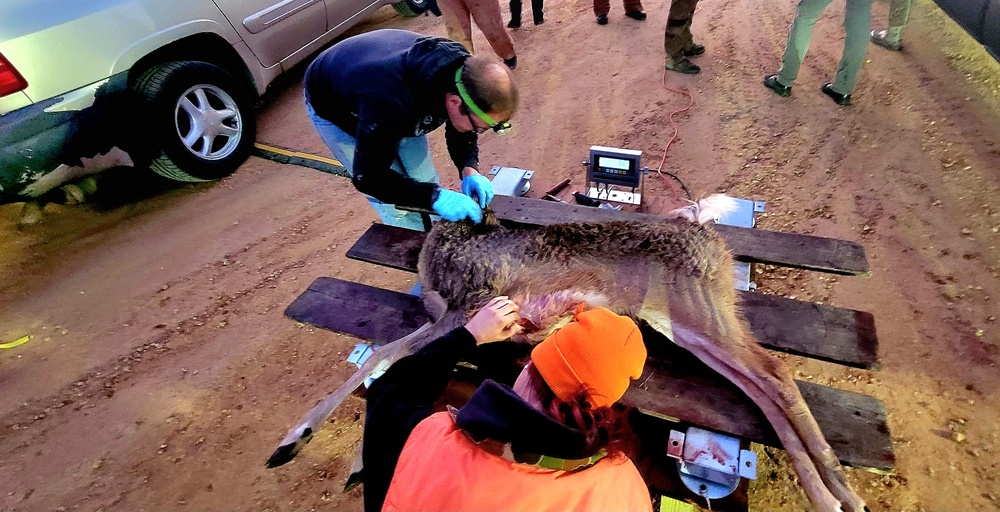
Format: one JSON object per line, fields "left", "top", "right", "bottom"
{"left": 433, "top": 189, "right": 483, "bottom": 223}
{"left": 461, "top": 174, "right": 494, "bottom": 208}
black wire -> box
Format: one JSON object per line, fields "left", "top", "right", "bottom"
{"left": 660, "top": 170, "right": 692, "bottom": 200}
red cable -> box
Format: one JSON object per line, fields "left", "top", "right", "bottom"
{"left": 654, "top": 68, "right": 695, "bottom": 203}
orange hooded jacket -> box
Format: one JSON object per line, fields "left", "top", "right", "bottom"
{"left": 382, "top": 411, "right": 653, "bottom": 512}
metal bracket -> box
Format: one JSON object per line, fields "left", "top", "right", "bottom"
{"left": 347, "top": 343, "right": 389, "bottom": 388}
{"left": 715, "top": 197, "right": 765, "bottom": 291}
{"left": 488, "top": 166, "right": 533, "bottom": 197}
{"left": 667, "top": 427, "right": 757, "bottom": 500}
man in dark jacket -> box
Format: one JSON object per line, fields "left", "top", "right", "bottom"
{"left": 304, "top": 29, "right": 518, "bottom": 230}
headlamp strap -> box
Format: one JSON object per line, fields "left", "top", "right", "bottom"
{"left": 454, "top": 67, "right": 499, "bottom": 127}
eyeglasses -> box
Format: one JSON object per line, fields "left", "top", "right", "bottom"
{"left": 455, "top": 67, "right": 513, "bottom": 136}
{"left": 463, "top": 106, "right": 489, "bottom": 134}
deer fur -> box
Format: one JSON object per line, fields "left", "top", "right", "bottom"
{"left": 267, "top": 195, "right": 867, "bottom": 512}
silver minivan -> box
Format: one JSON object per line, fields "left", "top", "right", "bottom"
{"left": 0, "top": 0, "right": 429, "bottom": 207}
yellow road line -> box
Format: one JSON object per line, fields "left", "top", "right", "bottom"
{"left": 254, "top": 143, "right": 343, "bottom": 167}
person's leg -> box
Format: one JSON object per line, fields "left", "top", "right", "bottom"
{"left": 307, "top": 101, "right": 436, "bottom": 230}
{"left": 776, "top": 0, "right": 833, "bottom": 87}
{"left": 623, "top": 0, "right": 646, "bottom": 17}
{"left": 439, "top": 0, "right": 475, "bottom": 52}
{"left": 663, "top": 0, "right": 699, "bottom": 73}
{"left": 594, "top": 0, "right": 610, "bottom": 18}
{"left": 508, "top": 0, "right": 522, "bottom": 27}
{"left": 468, "top": 0, "right": 516, "bottom": 60}
{"left": 392, "top": 136, "right": 441, "bottom": 231}
{"left": 830, "top": 0, "right": 873, "bottom": 95}
{"left": 530, "top": 0, "right": 544, "bottom": 24}
{"left": 888, "top": 0, "right": 912, "bottom": 29}
{"left": 872, "top": 0, "right": 911, "bottom": 49}
{"left": 306, "top": 101, "right": 354, "bottom": 175}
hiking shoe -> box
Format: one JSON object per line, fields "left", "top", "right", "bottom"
{"left": 763, "top": 74, "right": 791, "bottom": 97}
{"left": 596, "top": 14, "right": 608, "bottom": 24}
{"left": 821, "top": 83, "right": 851, "bottom": 105}
{"left": 507, "top": 18, "right": 521, "bottom": 28}
{"left": 504, "top": 55, "right": 518, "bottom": 70}
{"left": 665, "top": 58, "right": 700, "bottom": 74}
{"left": 870, "top": 29, "right": 902, "bottom": 51}
{"left": 625, "top": 10, "right": 647, "bottom": 20}
{"left": 684, "top": 43, "right": 705, "bottom": 57}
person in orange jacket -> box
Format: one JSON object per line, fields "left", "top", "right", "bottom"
{"left": 362, "top": 298, "right": 652, "bottom": 512}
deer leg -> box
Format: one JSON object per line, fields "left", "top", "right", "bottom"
{"left": 640, "top": 310, "right": 847, "bottom": 512}
{"left": 266, "top": 310, "right": 466, "bottom": 468}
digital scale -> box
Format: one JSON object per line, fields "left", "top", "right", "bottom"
{"left": 585, "top": 145, "right": 643, "bottom": 205}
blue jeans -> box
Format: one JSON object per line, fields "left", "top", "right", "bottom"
{"left": 306, "top": 101, "right": 440, "bottom": 231}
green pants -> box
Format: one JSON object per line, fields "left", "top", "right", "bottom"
{"left": 776, "top": 0, "right": 873, "bottom": 94}
{"left": 888, "top": 0, "right": 912, "bottom": 27}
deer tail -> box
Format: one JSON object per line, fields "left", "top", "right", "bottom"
{"left": 667, "top": 194, "right": 740, "bottom": 225}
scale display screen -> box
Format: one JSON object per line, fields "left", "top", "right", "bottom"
{"left": 598, "top": 156, "right": 632, "bottom": 172}
{"left": 589, "top": 146, "right": 641, "bottom": 188}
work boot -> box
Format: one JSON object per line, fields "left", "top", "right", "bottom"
{"left": 534, "top": 16, "right": 544, "bottom": 24}
{"left": 870, "top": 29, "right": 902, "bottom": 51}
{"left": 665, "top": 57, "right": 700, "bottom": 74}
{"left": 507, "top": 18, "right": 521, "bottom": 28}
{"left": 624, "top": 10, "right": 647, "bottom": 20}
{"left": 596, "top": 14, "right": 608, "bottom": 24}
{"left": 763, "top": 74, "right": 791, "bottom": 97}
{"left": 821, "top": 83, "right": 851, "bottom": 106}
{"left": 683, "top": 43, "right": 705, "bottom": 57}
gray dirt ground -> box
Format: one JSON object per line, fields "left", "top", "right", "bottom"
{"left": 2, "top": 0, "right": 999, "bottom": 510}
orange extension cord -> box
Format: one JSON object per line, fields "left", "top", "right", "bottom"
{"left": 653, "top": 68, "right": 695, "bottom": 204}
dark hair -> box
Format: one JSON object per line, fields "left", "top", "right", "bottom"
{"left": 525, "top": 364, "right": 630, "bottom": 454}
{"left": 460, "top": 56, "right": 518, "bottom": 119}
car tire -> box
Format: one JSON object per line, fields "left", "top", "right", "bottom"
{"left": 133, "top": 61, "right": 256, "bottom": 182}
{"left": 392, "top": 0, "right": 430, "bottom": 17}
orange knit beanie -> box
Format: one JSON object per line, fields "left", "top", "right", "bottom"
{"left": 530, "top": 307, "right": 647, "bottom": 408}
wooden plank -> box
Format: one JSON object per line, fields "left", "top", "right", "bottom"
{"left": 345, "top": 223, "right": 427, "bottom": 273}
{"left": 740, "top": 292, "right": 879, "bottom": 370}
{"left": 345, "top": 225, "right": 880, "bottom": 369}
{"left": 489, "top": 195, "right": 870, "bottom": 275}
{"left": 284, "top": 277, "right": 894, "bottom": 471}
{"left": 284, "top": 277, "right": 429, "bottom": 341}
{"left": 626, "top": 327, "right": 895, "bottom": 472}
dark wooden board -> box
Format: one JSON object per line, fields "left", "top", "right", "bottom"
{"left": 345, "top": 223, "right": 427, "bottom": 273}
{"left": 489, "top": 195, "right": 869, "bottom": 275}
{"left": 739, "top": 292, "right": 879, "bottom": 370}
{"left": 285, "top": 277, "right": 894, "bottom": 472}
{"left": 626, "top": 327, "right": 894, "bottom": 472}
{"left": 284, "top": 277, "right": 429, "bottom": 341}
{"left": 345, "top": 224, "right": 880, "bottom": 369}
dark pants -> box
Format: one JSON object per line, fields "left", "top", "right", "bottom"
{"left": 510, "top": 0, "right": 543, "bottom": 23}
{"left": 593, "top": 0, "right": 644, "bottom": 17}
{"left": 663, "top": 0, "right": 699, "bottom": 60}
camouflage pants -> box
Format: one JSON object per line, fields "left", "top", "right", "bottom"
{"left": 663, "top": 0, "right": 698, "bottom": 60}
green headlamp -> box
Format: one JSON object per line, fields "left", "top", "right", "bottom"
{"left": 454, "top": 67, "right": 512, "bottom": 135}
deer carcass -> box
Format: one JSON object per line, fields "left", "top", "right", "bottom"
{"left": 267, "top": 196, "right": 867, "bottom": 512}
